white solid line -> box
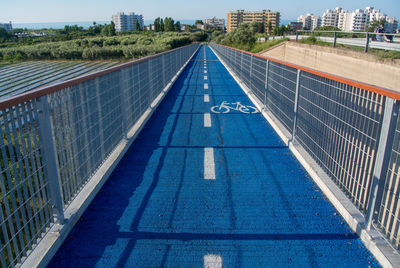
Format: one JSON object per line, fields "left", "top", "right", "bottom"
{"left": 204, "top": 113, "right": 211, "bottom": 127}
{"left": 204, "top": 76, "right": 208, "bottom": 80}
{"left": 204, "top": 254, "right": 222, "bottom": 268}
{"left": 204, "top": 94, "right": 210, "bottom": 102}
{"left": 204, "top": 83, "right": 208, "bottom": 89}
{"left": 204, "top": 148, "right": 216, "bottom": 180}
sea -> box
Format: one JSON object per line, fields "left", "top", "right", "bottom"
{"left": 13, "top": 19, "right": 293, "bottom": 30}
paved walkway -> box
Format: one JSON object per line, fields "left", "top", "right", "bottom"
{"left": 49, "top": 45, "right": 379, "bottom": 267}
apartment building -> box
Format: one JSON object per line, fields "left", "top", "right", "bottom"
{"left": 227, "top": 10, "right": 280, "bottom": 33}
{"left": 111, "top": 12, "right": 144, "bottom": 32}
{"left": 329, "top": 6, "right": 397, "bottom": 33}
{"left": 204, "top": 17, "right": 225, "bottom": 30}
{"left": 298, "top": 14, "right": 321, "bottom": 30}
{"left": 0, "top": 22, "right": 12, "bottom": 32}
{"left": 322, "top": 7, "right": 342, "bottom": 28}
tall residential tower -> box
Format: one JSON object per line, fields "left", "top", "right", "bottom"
{"left": 111, "top": 12, "right": 144, "bottom": 32}
{"left": 227, "top": 10, "right": 280, "bottom": 34}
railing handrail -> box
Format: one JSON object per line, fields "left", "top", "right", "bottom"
{"left": 297, "top": 30, "right": 400, "bottom": 37}
{"left": 0, "top": 43, "right": 197, "bottom": 110}
{"left": 215, "top": 43, "right": 400, "bottom": 101}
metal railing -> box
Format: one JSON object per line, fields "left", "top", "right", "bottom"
{"left": 294, "top": 30, "right": 400, "bottom": 52}
{"left": 210, "top": 42, "right": 400, "bottom": 249}
{"left": 0, "top": 43, "right": 199, "bottom": 268}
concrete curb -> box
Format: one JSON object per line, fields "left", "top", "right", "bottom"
{"left": 210, "top": 44, "right": 400, "bottom": 268}
{"left": 21, "top": 45, "right": 200, "bottom": 268}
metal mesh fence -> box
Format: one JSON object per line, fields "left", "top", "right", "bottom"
{"left": 296, "top": 72, "right": 384, "bottom": 211}
{"left": 210, "top": 42, "right": 400, "bottom": 250}
{"left": 0, "top": 43, "right": 199, "bottom": 267}
{"left": 377, "top": 104, "right": 400, "bottom": 248}
{"left": 0, "top": 102, "right": 52, "bottom": 267}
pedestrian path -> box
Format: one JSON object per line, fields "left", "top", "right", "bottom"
{"left": 48, "top": 45, "right": 379, "bottom": 267}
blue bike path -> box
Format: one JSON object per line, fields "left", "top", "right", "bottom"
{"left": 48, "top": 45, "right": 379, "bottom": 267}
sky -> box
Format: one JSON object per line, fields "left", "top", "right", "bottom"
{"left": 1, "top": 0, "right": 399, "bottom": 23}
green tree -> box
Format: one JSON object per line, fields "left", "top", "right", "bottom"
{"left": 101, "top": 22, "right": 116, "bottom": 36}
{"left": 368, "top": 18, "right": 386, "bottom": 32}
{"left": 154, "top": 17, "right": 161, "bottom": 32}
{"left": 135, "top": 21, "right": 142, "bottom": 31}
{"left": 314, "top": 26, "right": 341, "bottom": 31}
{"left": 164, "top": 17, "right": 175, "bottom": 32}
{"left": 267, "top": 21, "right": 273, "bottom": 34}
{"left": 195, "top": 20, "right": 204, "bottom": 25}
{"left": 160, "top": 18, "right": 165, "bottom": 32}
{"left": 174, "top": 21, "right": 181, "bottom": 32}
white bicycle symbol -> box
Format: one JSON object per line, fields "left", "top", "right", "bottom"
{"left": 211, "top": 101, "right": 258, "bottom": 114}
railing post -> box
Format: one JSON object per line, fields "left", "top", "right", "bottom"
{"left": 291, "top": 69, "right": 301, "bottom": 143}
{"left": 296, "top": 30, "right": 299, "bottom": 42}
{"left": 366, "top": 98, "right": 399, "bottom": 230}
{"left": 264, "top": 60, "right": 270, "bottom": 107}
{"left": 249, "top": 55, "right": 253, "bottom": 90}
{"left": 365, "top": 32, "right": 370, "bottom": 53}
{"left": 120, "top": 69, "right": 129, "bottom": 139}
{"left": 36, "top": 96, "right": 65, "bottom": 224}
{"left": 333, "top": 31, "right": 337, "bottom": 48}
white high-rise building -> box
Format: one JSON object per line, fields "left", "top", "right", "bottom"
{"left": 204, "top": 17, "right": 225, "bottom": 30}
{"left": 365, "top": 7, "right": 386, "bottom": 24}
{"left": 351, "top": 9, "right": 368, "bottom": 31}
{"left": 322, "top": 7, "right": 342, "bottom": 28}
{"left": 323, "top": 6, "right": 397, "bottom": 32}
{"left": 338, "top": 10, "right": 352, "bottom": 31}
{"left": 298, "top": 14, "right": 321, "bottom": 30}
{"left": 112, "top": 12, "right": 144, "bottom": 32}
{"left": 311, "top": 15, "right": 322, "bottom": 29}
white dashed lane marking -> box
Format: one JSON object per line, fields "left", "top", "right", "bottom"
{"left": 204, "top": 148, "right": 216, "bottom": 180}
{"left": 204, "top": 83, "right": 208, "bottom": 89}
{"left": 204, "top": 254, "right": 222, "bottom": 268}
{"left": 204, "top": 94, "right": 210, "bottom": 103}
{"left": 204, "top": 113, "right": 211, "bottom": 127}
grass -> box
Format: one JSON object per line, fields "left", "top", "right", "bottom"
{"left": 224, "top": 38, "right": 289, "bottom": 54}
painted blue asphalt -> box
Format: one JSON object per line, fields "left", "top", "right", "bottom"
{"left": 49, "top": 45, "right": 379, "bottom": 267}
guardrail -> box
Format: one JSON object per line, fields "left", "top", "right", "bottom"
{"left": 294, "top": 30, "right": 400, "bottom": 52}
{"left": 0, "top": 43, "right": 200, "bottom": 268}
{"left": 210, "top": 42, "right": 400, "bottom": 250}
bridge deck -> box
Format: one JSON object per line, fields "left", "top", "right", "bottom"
{"left": 49, "top": 45, "right": 379, "bottom": 267}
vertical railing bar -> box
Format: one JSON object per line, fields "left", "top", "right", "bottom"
{"left": 3, "top": 110, "right": 29, "bottom": 257}
{"left": 161, "top": 54, "right": 166, "bottom": 88}
{"left": 63, "top": 90, "right": 80, "bottom": 204}
{"left": 120, "top": 69, "right": 129, "bottom": 139}
{"left": 264, "top": 60, "right": 270, "bottom": 107}
{"left": 36, "top": 95, "right": 65, "bottom": 224}
{"left": 9, "top": 105, "right": 35, "bottom": 245}
{"left": 94, "top": 78, "right": 106, "bottom": 163}
{"left": 14, "top": 107, "right": 39, "bottom": 243}
{"left": 62, "top": 90, "right": 79, "bottom": 202}
{"left": 0, "top": 227, "right": 8, "bottom": 267}
{"left": 78, "top": 83, "right": 92, "bottom": 184}
{"left": 23, "top": 101, "right": 46, "bottom": 229}
{"left": 27, "top": 100, "right": 52, "bottom": 231}
{"left": 0, "top": 155, "right": 19, "bottom": 265}
{"left": 366, "top": 98, "right": 399, "bottom": 230}
{"left": 52, "top": 94, "right": 71, "bottom": 204}
{"left": 291, "top": 69, "right": 301, "bottom": 142}
{"left": 57, "top": 92, "right": 77, "bottom": 204}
